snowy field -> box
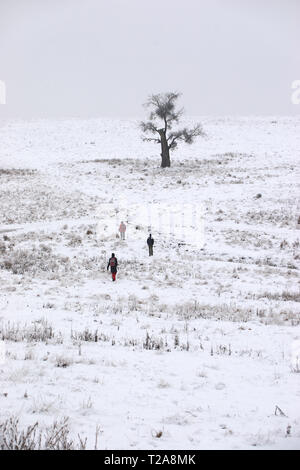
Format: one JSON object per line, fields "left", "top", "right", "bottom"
{"left": 0, "top": 116, "right": 300, "bottom": 450}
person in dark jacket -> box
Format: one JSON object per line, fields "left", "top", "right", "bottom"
{"left": 107, "top": 253, "right": 118, "bottom": 281}
{"left": 147, "top": 234, "right": 154, "bottom": 256}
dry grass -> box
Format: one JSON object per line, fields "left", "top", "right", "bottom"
{"left": 0, "top": 319, "right": 60, "bottom": 343}
{"left": 0, "top": 416, "right": 88, "bottom": 450}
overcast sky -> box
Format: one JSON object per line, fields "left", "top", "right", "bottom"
{"left": 0, "top": 0, "right": 299, "bottom": 118}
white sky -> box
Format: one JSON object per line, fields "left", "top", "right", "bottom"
{"left": 0, "top": 0, "right": 299, "bottom": 117}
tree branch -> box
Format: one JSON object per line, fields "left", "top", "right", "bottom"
{"left": 167, "top": 124, "right": 205, "bottom": 149}
{"left": 140, "top": 121, "right": 159, "bottom": 134}
{"left": 142, "top": 137, "right": 161, "bottom": 143}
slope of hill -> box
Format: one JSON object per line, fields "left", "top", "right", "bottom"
{"left": 0, "top": 116, "right": 299, "bottom": 449}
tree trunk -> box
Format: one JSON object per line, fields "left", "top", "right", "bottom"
{"left": 158, "top": 129, "right": 170, "bottom": 168}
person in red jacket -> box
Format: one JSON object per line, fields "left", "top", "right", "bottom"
{"left": 107, "top": 253, "right": 118, "bottom": 281}
{"left": 119, "top": 221, "right": 126, "bottom": 240}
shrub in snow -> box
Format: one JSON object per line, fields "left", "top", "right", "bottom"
{"left": 1, "top": 247, "right": 70, "bottom": 276}
{"left": 257, "top": 290, "right": 300, "bottom": 302}
{"left": 0, "top": 319, "right": 58, "bottom": 343}
{"left": 55, "top": 355, "right": 73, "bottom": 368}
{"left": 246, "top": 208, "right": 293, "bottom": 227}
{"left": 67, "top": 234, "right": 82, "bottom": 246}
{"left": 280, "top": 239, "right": 289, "bottom": 249}
{"left": 71, "top": 328, "right": 110, "bottom": 343}
{"left": 143, "top": 331, "right": 165, "bottom": 350}
{"left": 81, "top": 396, "right": 93, "bottom": 409}
{"left": 24, "top": 349, "right": 35, "bottom": 361}
{"left": 0, "top": 417, "right": 89, "bottom": 450}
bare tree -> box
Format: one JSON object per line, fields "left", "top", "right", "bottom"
{"left": 140, "top": 92, "right": 205, "bottom": 168}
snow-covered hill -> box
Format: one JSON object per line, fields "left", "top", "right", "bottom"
{"left": 0, "top": 116, "right": 299, "bottom": 449}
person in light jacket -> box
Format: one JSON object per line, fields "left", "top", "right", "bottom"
{"left": 119, "top": 221, "right": 126, "bottom": 240}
